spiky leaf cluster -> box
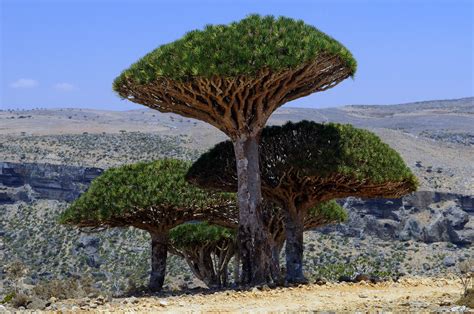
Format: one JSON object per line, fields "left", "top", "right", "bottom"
{"left": 59, "top": 159, "right": 234, "bottom": 228}
{"left": 113, "top": 14, "right": 356, "bottom": 87}
{"left": 187, "top": 121, "right": 418, "bottom": 192}
{"left": 307, "top": 200, "right": 348, "bottom": 224}
{"left": 169, "top": 222, "right": 235, "bottom": 249}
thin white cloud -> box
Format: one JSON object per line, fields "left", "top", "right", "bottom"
{"left": 10, "top": 78, "right": 39, "bottom": 88}
{"left": 53, "top": 82, "right": 77, "bottom": 91}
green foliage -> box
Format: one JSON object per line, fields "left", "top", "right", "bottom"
{"left": 59, "top": 159, "right": 234, "bottom": 226}
{"left": 169, "top": 222, "right": 234, "bottom": 249}
{"left": 261, "top": 121, "right": 417, "bottom": 185}
{"left": 113, "top": 14, "right": 356, "bottom": 88}
{"left": 0, "top": 292, "right": 15, "bottom": 304}
{"left": 309, "top": 255, "right": 400, "bottom": 282}
{"left": 308, "top": 200, "right": 347, "bottom": 223}
{"left": 187, "top": 121, "right": 418, "bottom": 191}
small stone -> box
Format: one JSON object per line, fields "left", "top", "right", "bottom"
{"left": 159, "top": 300, "right": 168, "bottom": 307}
{"left": 27, "top": 298, "right": 47, "bottom": 310}
{"left": 129, "top": 297, "right": 139, "bottom": 304}
{"left": 443, "top": 256, "right": 456, "bottom": 267}
{"left": 178, "top": 302, "right": 185, "bottom": 307}
{"left": 359, "top": 294, "right": 368, "bottom": 298}
{"left": 338, "top": 275, "right": 353, "bottom": 283}
{"left": 49, "top": 296, "right": 57, "bottom": 303}
{"left": 251, "top": 287, "right": 259, "bottom": 293}
{"left": 260, "top": 284, "right": 271, "bottom": 291}
{"left": 315, "top": 278, "right": 326, "bottom": 286}
{"left": 370, "top": 275, "right": 383, "bottom": 284}
{"left": 438, "top": 300, "right": 451, "bottom": 306}
{"left": 450, "top": 305, "right": 467, "bottom": 312}
{"left": 354, "top": 274, "right": 371, "bottom": 283}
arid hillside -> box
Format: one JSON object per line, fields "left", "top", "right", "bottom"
{"left": 1, "top": 97, "right": 473, "bottom": 194}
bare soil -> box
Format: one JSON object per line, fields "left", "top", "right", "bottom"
{"left": 54, "top": 277, "right": 468, "bottom": 313}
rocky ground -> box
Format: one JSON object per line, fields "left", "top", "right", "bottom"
{"left": 0, "top": 278, "right": 469, "bottom": 312}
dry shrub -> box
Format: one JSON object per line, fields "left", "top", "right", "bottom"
{"left": 32, "top": 275, "right": 98, "bottom": 300}
{"left": 456, "top": 288, "right": 474, "bottom": 308}
{"left": 11, "top": 293, "right": 30, "bottom": 308}
{"left": 457, "top": 259, "right": 473, "bottom": 296}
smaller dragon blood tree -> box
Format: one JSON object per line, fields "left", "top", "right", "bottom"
{"left": 169, "top": 222, "right": 236, "bottom": 288}
{"left": 59, "top": 159, "right": 235, "bottom": 292}
{"left": 169, "top": 202, "right": 346, "bottom": 287}
{"left": 187, "top": 121, "right": 418, "bottom": 284}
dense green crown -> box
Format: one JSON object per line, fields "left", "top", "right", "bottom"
{"left": 113, "top": 14, "right": 356, "bottom": 87}
{"left": 169, "top": 222, "right": 235, "bottom": 249}
{"left": 308, "top": 200, "right": 348, "bottom": 224}
{"left": 59, "top": 159, "right": 234, "bottom": 226}
{"left": 187, "top": 121, "right": 418, "bottom": 191}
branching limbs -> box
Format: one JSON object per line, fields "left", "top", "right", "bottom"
{"left": 115, "top": 56, "right": 352, "bottom": 139}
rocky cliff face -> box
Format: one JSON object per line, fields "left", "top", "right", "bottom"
{"left": 1, "top": 162, "right": 473, "bottom": 245}
{"left": 0, "top": 162, "right": 102, "bottom": 204}
{"left": 323, "top": 192, "right": 474, "bottom": 245}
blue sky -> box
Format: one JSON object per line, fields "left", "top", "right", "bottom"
{"left": 1, "top": 0, "right": 473, "bottom": 110}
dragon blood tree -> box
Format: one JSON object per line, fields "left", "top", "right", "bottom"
{"left": 268, "top": 200, "right": 347, "bottom": 257}
{"left": 187, "top": 121, "right": 418, "bottom": 283}
{"left": 263, "top": 200, "right": 347, "bottom": 282}
{"left": 59, "top": 159, "right": 235, "bottom": 292}
{"left": 112, "top": 14, "right": 356, "bottom": 284}
{"left": 169, "top": 222, "right": 236, "bottom": 288}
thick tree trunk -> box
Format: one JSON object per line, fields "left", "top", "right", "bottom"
{"left": 233, "top": 252, "right": 240, "bottom": 285}
{"left": 283, "top": 205, "right": 307, "bottom": 284}
{"left": 233, "top": 135, "right": 272, "bottom": 285}
{"left": 149, "top": 232, "right": 168, "bottom": 292}
{"left": 270, "top": 240, "right": 283, "bottom": 284}
{"left": 186, "top": 252, "right": 220, "bottom": 288}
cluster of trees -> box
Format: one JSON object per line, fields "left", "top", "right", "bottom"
{"left": 60, "top": 121, "right": 417, "bottom": 290}
{"left": 61, "top": 14, "right": 418, "bottom": 290}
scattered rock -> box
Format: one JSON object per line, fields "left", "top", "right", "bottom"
{"left": 26, "top": 298, "right": 47, "bottom": 310}
{"left": 354, "top": 274, "right": 371, "bottom": 283}
{"left": 438, "top": 300, "right": 452, "bottom": 306}
{"left": 338, "top": 275, "right": 353, "bottom": 283}
{"left": 443, "top": 256, "right": 456, "bottom": 267}
{"left": 259, "top": 285, "right": 271, "bottom": 291}
{"left": 159, "top": 300, "right": 168, "bottom": 307}
{"left": 449, "top": 305, "right": 467, "bottom": 312}
{"left": 358, "top": 294, "right": 368, "bottom": 298}
{"left": 314, "top": 278, "right": 327, "bottom": 286}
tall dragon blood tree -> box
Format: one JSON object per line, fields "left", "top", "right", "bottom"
{"left": 113, "top": 15, "right": 356, "bottom": 284}
{"left": 187, "top": 121, "right": 418, "bottom": 283}
{"left": 59, "top": 159, "right": 235, "bottom": 292}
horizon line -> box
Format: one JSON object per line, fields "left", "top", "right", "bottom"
{"left": 1, "top": 96, "right": 472, "bottom": 112}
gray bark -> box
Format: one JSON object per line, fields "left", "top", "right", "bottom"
{"left": 284, "top": 205, "right": 307, "bottom": 284}
{"left": 149, "top": 232, "right": 168, "bottom": 291}
{"left": 233, "top": 135, "right": 272, "bottom": 285}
